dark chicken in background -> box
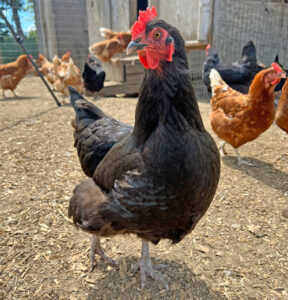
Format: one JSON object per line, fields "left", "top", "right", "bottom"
{"left": 202, "top": 41, "right": 265, "bottom": 94}
{"left": 274, "top": 55, "right": 288, "bottom": 93}
{"left": 82, "top": 55, "right": 106, "bottom": 93}
{"left": 69, "top": 6, "right": 220, "bottom": 289}
{"left": 275, "top": 77, "right": 288, "bottom": 134}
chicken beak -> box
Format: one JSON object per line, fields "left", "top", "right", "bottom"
{"left": 126, "top": 40, "right": 147, "bottom": 55}
{"left": 280, "top": 71, "right": 287, "bottom": 79}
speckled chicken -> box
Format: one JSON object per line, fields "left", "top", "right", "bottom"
{"left": 69, "top": 6, "right": 220, "bottom": 289}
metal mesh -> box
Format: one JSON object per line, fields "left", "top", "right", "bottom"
{"left": 213, "top": 0, "right": 288, "bottom": 72}
{"left": 187, "top": 49, "right": 210, "bottom": 101}
{"left": 1, "top": 0, "right": 288, "bottom": 99}
{"left": 189, "top": 0, "right": 288, "bottom": 101}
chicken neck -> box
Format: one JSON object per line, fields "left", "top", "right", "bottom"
{"left": 132, "top": 59, "right": 205, "bottom": 146}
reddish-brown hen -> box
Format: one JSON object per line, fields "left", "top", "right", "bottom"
{"left": 54, "top": 56, "right": 83, "bottom": 104}
{"left": 0, "top": 55, "right": 32, "bottom": 98}
{"left": 276, "top": 78, "right": 288, "bottom": 134}
{"left": 89, "top": 28, "right": 132, "bottom": 62}
{"left": 37, "top": 54, "right": 56, "bottom": 86}
{"left": 210, "top": 63, "right": 286, "bottom": 165}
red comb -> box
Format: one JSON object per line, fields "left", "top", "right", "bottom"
{"left": 131, "top": 6, "right": 157, "bottom": 39}
{"left": 205, "top": 44, "right": 211, "bottom": 56}
{"left": 271, "top": 62, "right": 282, "bottom": 73}
{"left": 67, "top": 51, "right": 71, "bottom": 55}
{"left": 29, "top": 55, "right": 33, "bottom": 58}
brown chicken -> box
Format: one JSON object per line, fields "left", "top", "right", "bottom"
{"left": 54, "top": 56, "right": 83, "bottom": 104}
{"left": 61, "top": 51, "right": 72, "bottom": 63}
{"left": 275, "top": 78, "right": 288, "bottom": 134}
{"left": 37, "top": 54, "right": 56, "bottom": 86}
{"left": 89, "top": 28, "right": 132, "bottom": 62}
{"left": 0, "top": 55, "right": 32, "bottom": 98}
{"left": 99, "top": 27, "right": 131, "bottom": 44}
{"left": 210, "top": 63, "right": 286, "bottom": 165}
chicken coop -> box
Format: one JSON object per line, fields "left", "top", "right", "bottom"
{"left": 1, "top": 0, "right": 288, "bottom": 99}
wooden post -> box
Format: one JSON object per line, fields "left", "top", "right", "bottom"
{"left": 197, "top": 0, "right": 213, "bottom": 43}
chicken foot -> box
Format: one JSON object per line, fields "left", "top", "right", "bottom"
{"left": 132, "top": 240, "right": 169, "bottom": 290}
{"left": 234, "top": 148, "right": 254, "bottom": 166}
{"left": 90, "top": 235, "right": 118, "bottom": 272}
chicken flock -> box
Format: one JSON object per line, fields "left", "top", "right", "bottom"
{"left": 1, "top": 5, "right": 288, "bottom": 290}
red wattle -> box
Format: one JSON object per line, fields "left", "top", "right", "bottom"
{"left": 138, "top": 54, "right": 149, "bottom": 69}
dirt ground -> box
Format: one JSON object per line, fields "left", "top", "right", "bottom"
{"left": 0, "top": 76, "right": 287, "bottom": 300}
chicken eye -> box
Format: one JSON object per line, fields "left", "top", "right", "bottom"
{"left": 153, "top": 30, "right": 162, "bottom": 40}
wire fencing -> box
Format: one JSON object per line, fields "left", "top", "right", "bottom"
{"left": 1, "top": 0, "right": 288, "bottom": 100}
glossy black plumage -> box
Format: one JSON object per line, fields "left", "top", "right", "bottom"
{"left": 69, "top": 87, "right": 132, "bottom": 177}
{"left": 82, "top": 58, "right": 106, "bottom": 93}
{"left": 274, "top": 55, "right": 288, "bottom": 92}
{"left": 202, "top": 41, "right": 265, "bottom": 93}
{"left": 69, "top": 19, "right": 220, "bottom": 245}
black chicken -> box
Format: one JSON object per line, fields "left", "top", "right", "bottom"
{"left": 202, "top": 44, "right": 220, "bottom": 91}
{"left": 274, "top": 55, "right": 288, "bottom": 93}
{"left": 82, "top": 55, "right": 106, "bottom": 93}
{"left": 69, "top": 6, "right": 220, "bottom": 289}
{"left": 202, "top": 41, "right": 264, "bottom": 94}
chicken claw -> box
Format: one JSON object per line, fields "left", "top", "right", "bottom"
{"left": 90, "top": 235, "right": 118, "bottom": 272}
{"left": 234, "top": 149, "right": 255, "bottom": 166}
{"left": 132, "top": 240, "right": 169, "bottom": 290}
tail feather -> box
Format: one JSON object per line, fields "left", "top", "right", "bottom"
{"left": 69, "top": 87, "right": 105, "bottom": 126}
{"left": 99, "top": 27, "right": 114, "bottom": 39}
{"left": 68, "top": 179, "right": 109, "bottom": 232}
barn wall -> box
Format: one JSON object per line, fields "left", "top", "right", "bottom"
{"left": 86, "top": 0, "right": 131, "bottom": 45}
{"left": 149, "top": 0, "right": 213, "bottom": 42}
{"left": 34, "top": 0, "right": 89, "bottom": 70}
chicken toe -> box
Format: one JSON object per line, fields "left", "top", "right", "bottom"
{"left": 133, "top": 240, "right": 169, "bottom": 290}
{"left": 234, "top": 149, "right": 254, "bottom": 166}
{"left": 90, "top": 235, "right": 118, "bottom": 272}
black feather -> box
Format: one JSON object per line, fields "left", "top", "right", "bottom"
{"left": 82, "top": 60, "right": 106, "bottom": 93}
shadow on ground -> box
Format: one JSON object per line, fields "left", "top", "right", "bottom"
{"left": 0, "top": 106, "right": 60, "bottom": 133}
{"left": 222, "top": 155, "right": 288, "bottom": 193}
{"left": 1, "top": 96, "right": 38, "bottom": 101}
{"left": 87, "top": 257, "right": 224, "bottom": 300}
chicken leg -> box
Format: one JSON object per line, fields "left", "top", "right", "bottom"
{"left": 12, "top": 90, "right": 18, "bottom": 98}
{"left": 234, "top": 148, "right": 254, "bottom": 166}
{"left": 219, "top": 141, "right": 227, "bottom": 156}
{"left": 90, "top": 235, "right": 118, "bottom": 271}
{"left": 132, "top": 240, "right": 169, "bottom": 290}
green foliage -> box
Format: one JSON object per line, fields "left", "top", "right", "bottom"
{"left": 0, "top": 0, "right": 39, "bottom": 63}
{"left": 0, "top": 31, "right": 39, "bottom": 63}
